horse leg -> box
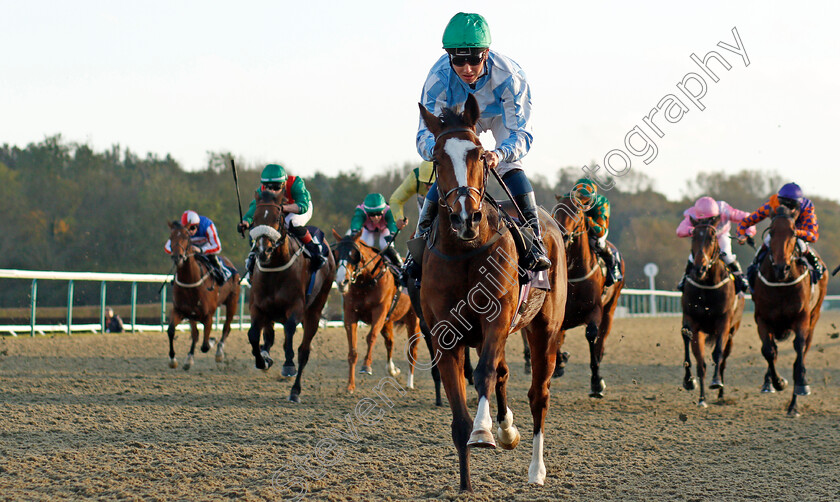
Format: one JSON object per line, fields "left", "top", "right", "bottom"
{"left": 585, "top": 320, "right": 607, "bottom": 397}
{"left": 709, "top": 327, "right": 727, "bottom": 391}
{"left": 282, "top": 317, "right": 298, "bottom": 377}
{"left": 344, "top": 319, "right": 358, "bottom": 393}
{"left": 361, "top": 306, "right": 386, "bottom": 375}
{"left": 217, "top": 298, "right": 236, "bottom": 363}
{"left": 522, "top": 330, "right": 531, "bottom": 375}
{"left": 757, "top": 317, "right": 786, "bottom": 392}
{"left": 184, "top": 321, "right": 199, "bottom": 371}
{"left": 495, "top": 357, "right": 520, "bottom": 450}
{"left": 167, "top": 312, "right": 183, "bottom": 368}
{"left": 717, "top": 333, "right": 734, "bottom": 400}
{"left": 382, "top": 321, "right": 401, "bottom": 377}
{"left": 200, "top": 314, "right": 214, "bottom": 353}
{"left": 463, "top": 346, "right": 475, "bottom": 386}
{"left": 405, "top": 318, "right": 419, "bottom": 390}
{"left": 552, "top": 330, "right": 568, "bottom": 378}
{"left": 789, "top": 327, "right": 811, "bottom": 417}
{"left": 525, "top": 320, "right": 558, "bottom": 486}
{"left": 438, "top": 346, "right": 473, "bottom": 492}
{"left": 247, "top": 313, "right": 271, "bottom": 370}
{"left": 421, "top": 327, "right": 443, "bottom": 406}
{"left": 289, "top": 308, "right": 320, "bottom": 403}
{"left": 681, "top": 324, "right": 697, "bottom": 390}
{"left": 468, "top": 320, "right": 508, "bottom": 448}
{"left": 691, "top": 329, "right": 707, "bottom": 407}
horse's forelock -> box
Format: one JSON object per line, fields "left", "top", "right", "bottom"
{"left": 440, "top": 107, "right": 465, "bottom": 129}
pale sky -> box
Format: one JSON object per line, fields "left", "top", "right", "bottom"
{"left": 3, "top": 1, "right": 839, "bottom": 201}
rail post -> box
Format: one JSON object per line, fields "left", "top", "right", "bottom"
{"left": 644, "top": 263, "right": 659, "bottom": 316}
{"left": 30, "top": 279, "right": 37, "bottom": 337}
{"left": 99, "top": 281, "right": 107, "bottom": 333}
{"left": 130, "top": 282, "right": 137, "bottom": 333}
{"left": 66, "top": 280, "right": 74, "bottom": 334}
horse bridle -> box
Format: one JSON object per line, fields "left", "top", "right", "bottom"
{"left": 252, "top": 202, "right": 288, "bottom": 246}
{"left": 692, "top": 222, "right": 721, "bottom": 272}
{"left": 335, "top": 239, "right": 386, "bottom": 285}
{"left": 434, "top": 128, "right": 489, "bottom": 215}
{"left": 555, "top": 195, "right": 588, "bottom": 249}
{"left": 767, "top": 210, "right": 803, "bottom": 268}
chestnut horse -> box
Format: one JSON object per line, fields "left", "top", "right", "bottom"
{"left": 753, "top": 206, "right": 827, "bottom": 416}
{"left": 331, "top": 230, "right": 420, "bottom": 393}
{"left": 679, "top": 217, "right": 744, "bottom": 407}
{"left": 166, "top": 221, "right": 240, "bottom": 370}
{"left": 550, "top": 195, "right": 625, "bottom": 397}
{"left": 247, "top": 190, "right": 336, "bottom": 403}
{"left": 416, "top": 95, "right": 567, "bottom": 491}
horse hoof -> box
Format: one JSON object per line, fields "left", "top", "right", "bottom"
{"left": 208, "top": 337, "right": 216, "bottom": 349}
{"left": 497, "top": 425, "right": 520, "bottom": 450}
{"left": 794, "top": 384, "right": 811, "bottom": 396}
{"left": 709, "top": 379, "right": 723, "bottom": 390}
{"left": 698, "top": 399, "right": 708, "bottom": 408}
{"left": 359, "top": 366, "right": 373, "bottom": 375}
{"left": 200, "top": 344, "right": 211, "bottom": 353}
{"left": 281, "top": 364, "right": 297, "bottom": 378}
{"left": 787, "top": 408, "right": 801, "bottom": 418}
{"left": 169, "top": 358, "right": 178, "bottom": 369}
{"left": 288, "top": 393, "right": 301, "bottom": 403}
{"left": 215, "top": 353, "right": 224, "bottom": 364}
{"left": 774, "top": 377, "right": 788, "bottom": 391}
{"left": 761, "top": 382, "right": 775, "bottom": 393}
{"left": 552, "top": 365, "right": 565, "bottom": 378}
{"left": 684, "top": 377, "right": 698, "bottom": 391}
{"left": 183, "top": 364, "right": 191, "bottom": 371}
{"left": 589, "top": 379, "right": 606, "bottom": 398}
{"left": 387, "top": 366, "right": 401, "bottom": 377}
{"left": 467, "top": 429, "right": 496, "bottom": 449}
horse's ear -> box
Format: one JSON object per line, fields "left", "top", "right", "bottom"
{"left": 689, "top": 216, "right": 698, "bottom": 227}
{"left": 352, "top": 230, "right": 362, "bottom": 242}
{"left": 168, "top": 220, "right": 176, "bottom": 229}
{"left": 331, "top": 228, "right": 342, "bottom": 241}
{"left": 419, "top": 102, "right": 442, "bottom": 137}
{"left": 462, "top": 94, "right": 480, "bottom": 129}
{"left": 710, "top": 215, "right": 721, "bottom": 226}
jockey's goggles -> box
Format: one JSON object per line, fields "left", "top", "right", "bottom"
{"left": 188, "top": 224, "right": 198, "bottom": 232}
{"left": 450, "top": 53, "right": 485, "bottom": 67}
{"left": 367, "top": 211, "right": 383, "bottom": 217}
{"left": 778, "top": 197, "right": 799, "bottom": 210}
{"left": 262, "top": 183, "right": 283, "bottom": 191}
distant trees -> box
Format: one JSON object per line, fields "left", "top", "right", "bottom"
{"left": 1, "top": 137, "right": 837, "bottom": 307}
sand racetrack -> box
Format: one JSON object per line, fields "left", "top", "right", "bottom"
{"left": 2, "top": 312, "right": 840, "bottom": 501}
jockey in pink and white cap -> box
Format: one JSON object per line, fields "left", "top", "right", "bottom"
{"left": 676, "top": 196, "right": 756, "bottom": 293}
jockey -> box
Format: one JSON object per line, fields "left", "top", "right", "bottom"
{"left": 572, "top": 178, "right": 623, "bottom": 286}
{"left": 165, "top": 210, "right": 232, "bottom": 285}
{"left": 238, "top": 164, "right": 326, "bottom": 277}
{"left": 349, "top": 193, "right": 403, "bottom": 268}
{"left": 736, "top": 182, "right": 824, "bottom": 285}
{"left": 676, "top": 196, "right": 754, "bottom": 293}
{"left": 403, "top": 12, "right": 550, "bottom": 285}
{"left": 388, "top": 160, "right": 436, "bottom": 232}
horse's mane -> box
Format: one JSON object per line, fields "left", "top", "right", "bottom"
{"left": 774, "top": 205, "right": 792, "bottom": 218}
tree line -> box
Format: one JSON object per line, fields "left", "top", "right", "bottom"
{"left": 1, "top": 136, "right": 838, "bottom": 308}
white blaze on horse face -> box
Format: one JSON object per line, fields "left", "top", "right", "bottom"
{"left": 529, "top": 432, "right": 546, "bottom": 485}
{"left": 336, "top": 261, "right": 347, "bottom": 286}
{"left": 444, "top": 138, "right": 477, "bottom": 221}
{"left": 263, "top": 209, "right": 268, "bottom": 219}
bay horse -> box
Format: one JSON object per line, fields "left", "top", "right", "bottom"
{"left": 166, "top": 221, "right": 240, "bottom": 370}
{"left": 753, "top": 205, "right": 827, "bottom": 416}
{"left": 331, "top": 230, "right": 420, "bottom": 393}
{"left": 247, "top": 190, "right": 336, "bottom": 403}
{"left": 679, "top": 216, "right": 744, "bottom": 407}
{"left": 550, "top": 194, "right": 625, "bottom": 398}
{"left": 416, "top": 94, "right": 567, "bottom": 491}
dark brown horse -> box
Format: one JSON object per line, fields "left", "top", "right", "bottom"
{"left": 331, "top": 230, "right": 419, "bottom": 393}
{"left": 247, "top": 190, "right": 336, "bottom": 403}
{"left": 679, "top": 217, "right": 744, "bottom": 407}
{"left": 166, "top": 221, "right": 240, "bottom": 370}
{"left": 550, "top": 195, "right": 625, "bottom": 397}
{"left": 753, "top": 206, "right": 827, "bottom": 416}
{"left": 416, "top": 94, "right": 567, "bottom": 491}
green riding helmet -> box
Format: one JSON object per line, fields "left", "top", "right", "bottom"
{"left": 261, "top": 164, "right": 287, "bottom": 183}
{"left": 363, "top": 193, "right": 387, "bottom": 214}
{"left": 442, "top": 12, "right": 491, "bottom": 49}
{"left": 573, "top": 177, "right": 597, "bottom": 198}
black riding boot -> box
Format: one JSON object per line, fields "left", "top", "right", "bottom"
{"left": 803, "top": 247, "right": 825, "bottom": 279}
{"left": 593, "top": 239, "right": 622, "bottom": 286}
{"left": 513, "top": 192, "right": 551, "bottom": 272}
{"left": 244, "top": 251, "right": 256, "bottom": 281}
{"left": 746, "top": 245, "right": 768, "bottom": 289}
{"left": 304, "top": 239, "right": 326, "bottom": 271}
{"left": 402, "top": 198, "right": 438, "bottom": 287}
{"left": 677, "top": 259, "right": 693, "bottom": 291}
{"left": 383, "top": 246, "right": 403, "bottom": 269}
{"left": 727, "top": 261, "right": 748, "bottom": 294}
